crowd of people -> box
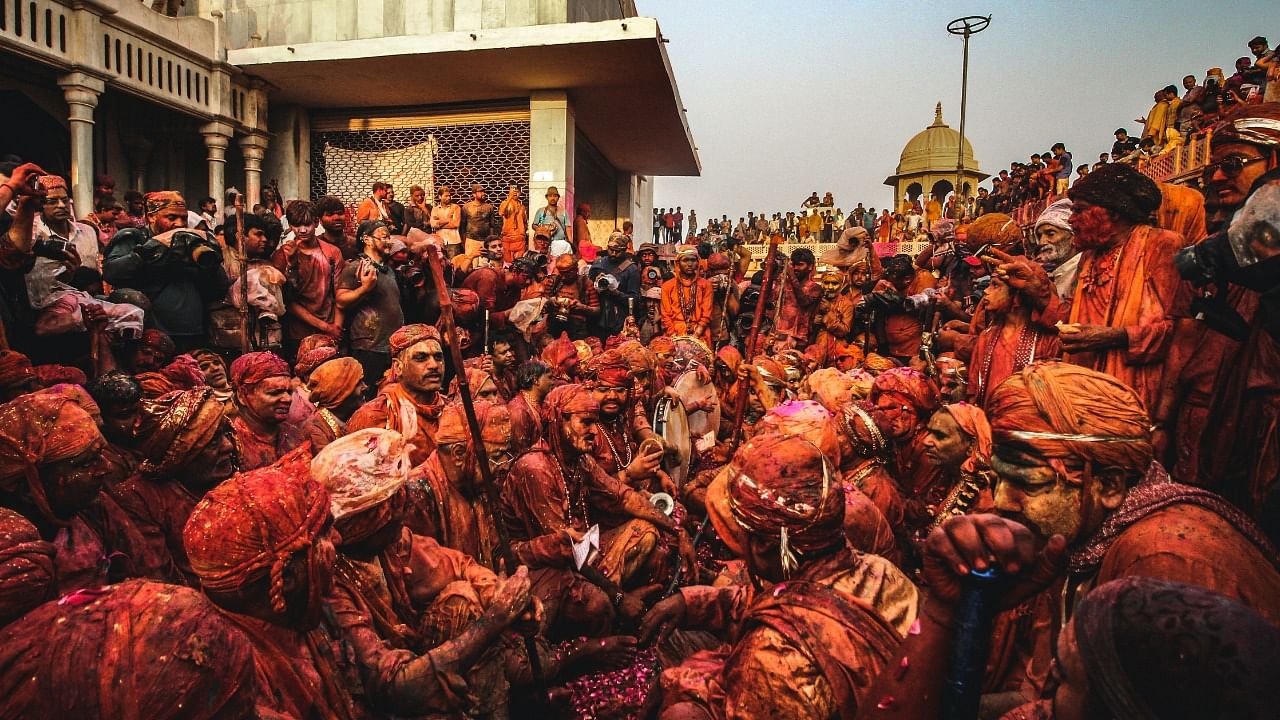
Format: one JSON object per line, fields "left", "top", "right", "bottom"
{"left": 980, "top": 36, "right": 1279, "bottom": 218}
{"left": 0, "top": 90, "right": 1277, "bottom": 719}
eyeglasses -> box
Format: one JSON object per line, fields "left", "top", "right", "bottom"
{"left": 42, "top": 196, "right": 70, "bottom": 206}
{"left": 1202, "top": 154, "right": 1266, "bottom": 179}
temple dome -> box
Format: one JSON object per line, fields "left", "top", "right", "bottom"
{"left": 896, "top": 103, "right": 980, "bottom": 175}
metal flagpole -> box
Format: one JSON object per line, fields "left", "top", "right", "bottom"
{"left": 948, "top": 15, "right": 991, "bottom": 219}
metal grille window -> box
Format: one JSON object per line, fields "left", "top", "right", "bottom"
{"left": 310, "top": 117, "right": 531, "bottom": 214}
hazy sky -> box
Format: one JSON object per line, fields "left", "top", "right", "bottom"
{"left": 640, "top": 0, "right": 1269, "bottom": 219}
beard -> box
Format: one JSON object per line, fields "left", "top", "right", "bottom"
{"left": 1070, "top": 207, "right": 1119, "bottom": 251}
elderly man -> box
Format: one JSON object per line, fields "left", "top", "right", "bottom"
{"left": 1030, "top": 198, "right": 1080, "bottom": 302}
{"left": 1000, "top": 162, "right": 1183, "bottom": 411}
{"left": 408, "top": 400, "right": 513, "bottom": 567}
{"left": 869, "top": 368, "right": 944, "bottom": 536}
{"left": 104, "top": 191, "right": 229, "bottom": 349}
{"left": 660, "top": 246, "right": 714, "bottom": 344}
{"left": 640, "top": 433, "right": 918, "bottom": 720}
{"left": 915, "top": 403, "right": 996, "bottom": 544}
{"left": 301, "top": 356, "right": 367, "bottom": 451}
{"left": 859, "top": 362, "right": 1280, "bottom": 718}
{"left": 229, "top": 351, "right": 303, "bottom": 471}
{"left": 500, "top": 384, "right": 683, "bottom": 637}
{"left": 348, "top": 324, "right": 447, "bottom": 466}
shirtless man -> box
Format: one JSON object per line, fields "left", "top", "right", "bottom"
{"left": 461, "top": 183, "right": 498, "bottom": 258}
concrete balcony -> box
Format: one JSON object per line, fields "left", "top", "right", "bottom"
{"left": 0, "top": 0, "right": 263, "bottom": 131}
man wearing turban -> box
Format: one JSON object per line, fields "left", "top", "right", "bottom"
{"left": 105, "top": 386, "right": 238, "bottom": 582}
{"left": 313, "top": 429, "right": 543, "bottom": 718}
{"left": 870, "top": 368, "right": 944, "bottom": 512}
{"left": 546, "top": 253, "right": 600, "bottom": 340}
{"left": 916, "top": 403, "right": 996, "bottom": 544}
{"left": 348, "top": 324, "right": 446, "bottom": 466}
{"left": 0, "top": 580, "right": 258, "bottom": 719}
{"left": 640, "top": 433, "right": 917, "bottom": 720}
{"left": 410, "top": 400, "right": 513, "bottom": 568}
{"left": 871, "top": 363, "right": 1280, "bottom": 712}
{"left": 228, "top": 351, "right": 304, "bottom": 471}
{"left": 499, "top": 383, "right": 683, "bottom": 637}
{"left": 302, "top": 356, "right": 367, "bottom": 452}
{"left": 585, "top": 349, "right": 665, "bottom": 491}
{"left": 998, "top": 162, "right": 1183, "bottom": 411}
{"left": 103, "top": 190, "right": 230, "bottom": 346}
{"left": 823, "top": 400, "right": 907, "bottom": 561}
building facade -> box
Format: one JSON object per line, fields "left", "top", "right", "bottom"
{"left": 883, "top": 103, "right": 987, "bottom": 216}
{"left": 1, "top": 0, "right": 699, "bottom": 244}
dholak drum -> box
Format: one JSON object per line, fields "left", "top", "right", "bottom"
{"left": 672, "top": 370, "right": 720, "bottom": 453}
{"left": 652, "top": 395, "right": 692, "bottom": 488}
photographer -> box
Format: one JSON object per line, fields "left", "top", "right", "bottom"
{"left": 588, "top": 232, "right": 640, "bottom": 340}
{"left": 104, "top": 191, "right": 229, "bottom": 351}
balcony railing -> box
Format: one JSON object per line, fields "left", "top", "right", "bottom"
{"left": 1011, "top": 130, "right": 1213, "bottom": 228}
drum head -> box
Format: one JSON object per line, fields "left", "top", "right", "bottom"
{"left": 653, "top": 396, "right": 692, "bottom": 488}
{"left": 672, "top": 370, "right": 720, "bottom": 441}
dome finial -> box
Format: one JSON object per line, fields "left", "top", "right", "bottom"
{"left": 933, "top": 102, "right": 944, "bottom": 126}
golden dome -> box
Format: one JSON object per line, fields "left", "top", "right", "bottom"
{"left": 896, "top": 103, "right": 980, "bottom": 175}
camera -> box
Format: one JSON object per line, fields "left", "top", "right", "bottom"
{"left": 643, "top": 266, "right": 662, "bottom": 283}
{"left": 595, "top": 274, "right": 620, "bottom": 292}
{"left": 168, "top": 230, "right": 224, "bottom": 269}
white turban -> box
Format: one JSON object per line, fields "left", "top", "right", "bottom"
{"left": 1035, "top": 198, "right": 1073, "bottom": 233}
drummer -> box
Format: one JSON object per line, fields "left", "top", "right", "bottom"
{"left": 585, "top": 350, "right": 668, "bottom": 493}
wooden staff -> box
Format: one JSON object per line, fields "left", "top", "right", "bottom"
{"left": 234, "top": 192, "right": 251, "bottom": 354}
{"left": 727, "top": 233, "right": 782, "bottom": 453}
{"left": 422, "top": 245, "right": 547, "bottom": 695}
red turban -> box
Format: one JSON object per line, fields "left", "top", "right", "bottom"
{"left": 228, "top": 351, "right": 290, "bottom": 390}
{"left": 871, "top": 367, "right": 940, "bottom": 416}
{"left": 184, "top": 447, "right": 330, "bottom": 613}
{"left": 586, "top": 349, "right": 631, "bottom": 387}
{"left": 0, "top": 391, "right": 103, "bottom": 523}
{"left": 618, "top": 340, "right": 656, "bottom": 375}
{"left": 389, "top": 323, "right": 442, "bottom": 357}
{"left": 0, "top": 507, "right": 54, "bottom": 624}
{"left": 306, "top": 357, "right": 364, "bottom": 409}
{"left": 0, "top": 579, "right": 255, "bottom": 719}
{"left": 32, "top": 364, "right": 86, "bottom": 389}
{"left": 160, "top": 354, "right": 205, "bottom": 388}
{"left": 941, "top": 402, "right": 992, "bottom": 474}
{"left": 712, "top": 432, "right": 844, "bottom": 574}
{"left": 649, "top": 336, "right": 676, "bottom": 358}
{"left": 707, "top": 253, "right": 732, "bottom": 272}
{"left": 541, "top": 332, "right": 578, "bottom": 375}
{"left": 987, "top": 361, "right": 1153, "bottom": 475}
{"left": 137, "top": 387, "right": 227, "bottom": 477}
{"left": 296, "top": 333, "right": 339, "bottom": 361}
{"left": 294, "top": 347, "right": 339, "bottom": 380}
{"left": 0, "top": 351, "right": 34, "bottom": 391}
{"left": 140, "top": 328, "right": 176, "bottom": 356}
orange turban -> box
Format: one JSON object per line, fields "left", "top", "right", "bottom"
{"left": 863, "top": 353, "right": 898, "bottom": 374}
{"left": 296, "top": 333, "right": 339, "bottom": 362}
{"left": 806, "top": 368, "right": 859, "bottom": 413}
{"left": 228, "top": 351, "right": 290, "bottom": 390}
{"left": 757, "top": 399, "right": 832, "bottom": 441}
{"left": 306, "top": 357, "right": 364, "bottom": 409}
{"left": 184, "top": 447, "right": 330, "bottom": 613}
{"left": 137, "top": 387, "right": 227, "bottom": 477}
{"left": 436, "top": 399, "right": 512, "bottom": 447}
{"left": 0, "top": 390, "right": 103, "bottom": 523}
{"left": 1157, "top": 183, "right": 1207, "bottom": 244}
{"left": 0, "top": 507, "right": 54, "bottom": 624}
{"left": 390, "top": 324, "right": 442, "bottom": 357}
{"left": 963, "top": 213, "right": 1021, "bottom": 250}
{"left": 941, "top": 402, "right": 992, "bottom": 474}
{"left": 987, "top": 362, "right": 1153, "bottom": 475}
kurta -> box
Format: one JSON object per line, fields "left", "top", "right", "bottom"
{"left": 507, "top": 393, "right": 545, "bottom": 455}
{"left": 347, "top": 384, "right": 444, "bottom": 466}
{"left": 660, "top": 276, "right": 714, "bottom": 345}
{"left": 1035, "top": 225, "right": 1183, "bottom": 411}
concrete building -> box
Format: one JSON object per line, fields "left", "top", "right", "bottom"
{"left": 883, "top": 103, "right": 987, "bottom": 215}
{"left": 1, "top": 0, "right": 699, "bottom": 244}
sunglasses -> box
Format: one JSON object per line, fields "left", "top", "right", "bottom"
{"left": 1202, "top": 154, "right": 1266, "bottom": 179}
